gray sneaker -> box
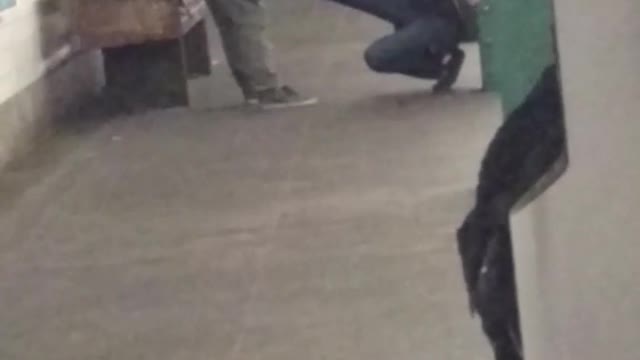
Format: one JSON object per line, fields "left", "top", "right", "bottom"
{"left": 247, "top": 86, "right": 318, "bottom": 110}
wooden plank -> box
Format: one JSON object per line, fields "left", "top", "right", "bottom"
{"left": 73, "top": 0, "right": 207, "bottom": 48}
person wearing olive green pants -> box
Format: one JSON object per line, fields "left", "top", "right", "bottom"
{"left": 205, "top": 0, "right": 317, "bottom": 109}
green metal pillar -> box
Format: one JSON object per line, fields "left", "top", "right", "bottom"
{"left": 477, "top": 0, "right": 556, "bottom": 113}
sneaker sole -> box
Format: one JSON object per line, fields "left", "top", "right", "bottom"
{"left": 250, "top": 97, "right": 319, "bottom": 110}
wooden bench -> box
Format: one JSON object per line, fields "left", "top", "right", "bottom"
{"left": 73, "top": 0, "right": 212, "bottom": 108}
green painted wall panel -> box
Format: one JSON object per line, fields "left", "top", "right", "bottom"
{"left": 477, "top": 0, "right": 556, "bottom": 113}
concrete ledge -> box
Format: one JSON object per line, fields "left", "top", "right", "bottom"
{"left": 0, "top": 49, "right": 104, "bottom": 170}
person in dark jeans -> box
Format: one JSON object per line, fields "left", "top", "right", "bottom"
{"left": 330, "top": 0, "right": 467, "bottom": 92}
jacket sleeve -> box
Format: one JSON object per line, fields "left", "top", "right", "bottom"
{"left": 410, "top": 0, "right": 461, "bottom": 20}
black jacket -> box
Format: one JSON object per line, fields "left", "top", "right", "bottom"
{"left": 410, "top": 0, "right": 459, "bottom": 18}
{"left": 411, "top": 0, "right": 478, "bottom": 42}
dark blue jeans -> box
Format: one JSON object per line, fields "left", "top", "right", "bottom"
{"left": 330, "top": 0, "right": 458, "bottom": 79}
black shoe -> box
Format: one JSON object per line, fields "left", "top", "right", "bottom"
{"left": 433, "top": 48, "right": 466, "bottom": 93}
{"left": 246, "top": 86, "right": 318, "bottom": 110}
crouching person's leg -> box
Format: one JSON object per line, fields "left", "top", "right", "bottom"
{"left": 363, "top": 16, "right": 463, "bottom": 90}
{"left": 363, "top": 18, "right": 445, "bottom": 79}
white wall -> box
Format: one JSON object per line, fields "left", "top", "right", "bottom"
{"left": 511, "top": 1, "right": 640, "bottom": 359}
{"left": 0, "top": 0, "right": 72, "bottom": 104}
{"left": 0, "top": 0, "right": 102, "bottom": 168}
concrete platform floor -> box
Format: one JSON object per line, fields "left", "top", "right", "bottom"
{"left": 0, "top": 2, "right": 501, "bottom": 359}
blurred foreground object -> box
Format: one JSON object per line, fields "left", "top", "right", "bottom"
{"left": 457, "top": 64, "right": 566, "bottom": 360}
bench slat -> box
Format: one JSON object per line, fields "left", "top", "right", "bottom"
{"left": 73, "top": 0, "right": 207, "bottom": 49}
